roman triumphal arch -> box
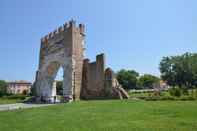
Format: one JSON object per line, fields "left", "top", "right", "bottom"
{"left": 34, "top": 20, "right": 85, "bottom": 102}
{"left": 34, "top": 20, "right": 129, "bottom": 103}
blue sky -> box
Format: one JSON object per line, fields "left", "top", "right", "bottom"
{"left": 0, "top": 0, "right": 196, "bottom": 82}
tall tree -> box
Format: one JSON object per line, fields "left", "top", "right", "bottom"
{"left": 159, "top": 52, "right": 197, "bottom": 88}
{"left": 138, "top": 74, "right": 160, "bottom": 89}
{"left": 0, "top": 80, "right": 7, "bottom": 97}
{"left": 56, "top": 81, "right": 63, "bottom": 95}
{"left": 116, "top": 69, "right": 139, "bottom": 90}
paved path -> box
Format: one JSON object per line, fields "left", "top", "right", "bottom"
{"left": 0, "top": 103, "right": 55, "bottom": 111}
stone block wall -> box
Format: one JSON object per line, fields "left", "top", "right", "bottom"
{"left": 81, "top": 54, "right": 105, "bottom": 99}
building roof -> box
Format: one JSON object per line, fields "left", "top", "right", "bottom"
{"left": 7, "top": 80, "right": 32, "bottom": 85}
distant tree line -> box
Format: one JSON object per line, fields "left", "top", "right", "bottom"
{"left": 1, "top": 52, "right": 197, "bottom": 94}
{"left": 116, "top": 69, "right": 160, "bottom": 90}
{"left": 117, "top": 52, "right": 197, "bottom": 90}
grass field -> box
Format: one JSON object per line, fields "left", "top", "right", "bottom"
{"left": 0, "top": 100, "right": 197, "bottom": 131}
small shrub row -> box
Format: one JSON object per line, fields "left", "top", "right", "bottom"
{"left": 2, "top": 94, "right": 27, "bottom": 100}
{"left": 144, "top": 96, "right": 196, "bottom": 101}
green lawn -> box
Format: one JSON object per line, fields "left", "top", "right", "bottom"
{"left": 0, "top": 100, "right": 197, "bottom": 131}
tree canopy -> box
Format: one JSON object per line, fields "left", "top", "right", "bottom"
{"left": 159, "top": 52, "right": 197, "bottom": 88}
{"left": 56, "top": 81, "right": 63, "bottom": 95}
{"left": 116, "top": 69, "right": 139, "bottom": 90}
{"left": 138, "top": 74, "right": 160, "bottom": 89}
{"left": 0, "top": 80, "right": 7, "bottom": 97}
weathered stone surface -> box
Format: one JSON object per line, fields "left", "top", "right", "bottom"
{"left": 34, "top": 20, "right": 85, "bottom": 103}
{"left": 81, "top": 54, "right": 129, "bottom": 99}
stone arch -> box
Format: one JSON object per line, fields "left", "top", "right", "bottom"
{"left": 35, "top": 56, "right": 73, "bottom": 102}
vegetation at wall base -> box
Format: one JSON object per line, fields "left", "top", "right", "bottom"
{"left": 0, "top": 94, "right": 28, "bottom": 104}
{"left": 129, "top": 88, "right": 197, "bottom": 101}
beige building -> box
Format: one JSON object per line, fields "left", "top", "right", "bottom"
{"left": 7, "top": 81, "right": 32, "bottom": 94}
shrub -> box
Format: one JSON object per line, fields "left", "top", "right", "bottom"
{"left": 169, "top": 87, "right": 181, "bottom": 97}
{"left": 179, "top": 96, "right": 196, "bottom": 101}
{"left": 22, "top": 90, "right": 28, "bottom": 95}
{"left": 145, "top": 96, "right": 160, "bottom": 101}
{"left": 191, "top": 89, "right": 195, "bottom": 97}
{"left": 0, "top": 92, "right": 3, "bottom": 97}
{"left": 181, "top": 86, "right": 189, "bottom": 95}
{"left": 159, "top": 96, "right": 175, "bottom": 100}
{"left": 0, "top": 80, "right": 7, "bottom": 96}
{"left": 6, "top": 94, "right": 26, "bottom": 100}
{"left": 195, "top": 89, "right": 197, "bottom": 98}
{"left": 144, "top": 96, "right": 196, "bottom": 101}
{"left": 145, "top": 96, "right": 176, "bottom": 101}
{"left": 152, "top": 91, "right": 161, "bottom": 97}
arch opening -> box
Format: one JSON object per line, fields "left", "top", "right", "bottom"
{"left": 42, "top": 61, "right": 64, "bottom": 103}
{"left": 54, "top": 67, "right": 64, "bottom": 101}
{"left": 40, "top": 60, "right": 73, "bottom": 103}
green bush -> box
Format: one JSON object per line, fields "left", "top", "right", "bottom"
{"left": 191, "top": 89, "right": 195, "bottom": 97}
{"left": 159, "top": 96, "right": 176, "bottom": 100}
{"left": 22, "top": 90, "right": 28, "bottom": 95}
{"left": 179, "top": 96, "right": 195, "bottom": 101}
{"left": 145, "top": 96, "right": 159, "bottom": 101}
{"left": 169, "top": 87, "right": 181, "bottom": 97}
{"left": 0, "top": 80, "right": 7, "bottom": 97}
{"left": 195, "top": 89, "right": 197, "bottom": 98}
{"left": 5, "top": 95, "right": 26, "bottom": 100}
{"left": 144, "top": 96, "right": 196, "bottom": 101}
{"left": 145, "top": 96, "right": 176, "bottom": 101}
{"left": 152, "top": 91, "right": 161, "bottom": 97}
{"left": 0, "top": 92, "right": 3, "bottom": 97}
{"left": 181, "top": 87, "right": 189, "bottom": 95}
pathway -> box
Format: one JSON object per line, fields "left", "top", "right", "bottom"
{"left": 0, "top": 103, "right": 55, "bottom": 111}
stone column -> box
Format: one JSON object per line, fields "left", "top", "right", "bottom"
{"left": 62, "top": 63, "right": 73, "bottom": 102}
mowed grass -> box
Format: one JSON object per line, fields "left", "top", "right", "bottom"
{"left": 0, "top": 100, "right": 197, "bottom": 131}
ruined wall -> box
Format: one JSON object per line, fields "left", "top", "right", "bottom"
{"left": 81, "top": 54, "right": 129, "bottom": 99}
{"left": 81, "top": 54, "right": 105, "bottom": 99}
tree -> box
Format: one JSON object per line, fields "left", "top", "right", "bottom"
{"left": 56, "top": 81, "right": 63, "bottom": 95}
{"left": 0, "top": 80, "right": 7, "bottom": 97}
{"left": 138, "top": 74, "right": 160, "bottom": 89}
{"left": 159, "top": 52, "right": 197, "bottom": 88}
{"left": 22, "top": 90, "right": 28, "bottom": 95}
{"left": 116, "top": 69, "right": 139, "bottom": 90}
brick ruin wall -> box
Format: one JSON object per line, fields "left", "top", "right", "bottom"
{"left": 81, "top": 54, "right": 129, "bottom": 99}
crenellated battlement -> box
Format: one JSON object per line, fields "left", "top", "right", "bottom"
{"left": 41, "top": 20, "right": 85, "bottom": 43}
